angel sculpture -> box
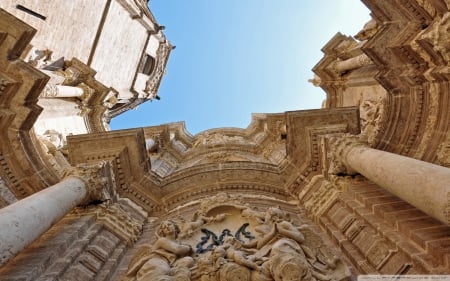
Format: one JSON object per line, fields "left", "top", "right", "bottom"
{"left": 243, "top": 207, "right": 350, "bottom": 281}
{"left": 126, "top": 220, "right": 194, "bottom": 281}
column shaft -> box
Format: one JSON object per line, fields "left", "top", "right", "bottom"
{"left": 345, "top": 146, "right": 450, "bottom": 225}
{"left": 335, "top": 54, "right": 371, "bottom": 73}
{"left": 41, "top": 84, "right": 84, "bottom": 98}
{"left": 0, "top": 176, "right": 86, "bottom": 266}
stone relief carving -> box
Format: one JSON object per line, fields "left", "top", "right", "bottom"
{"left": 437, "top": 140, "right": 450, "bottom": 167}
{"left": 126, "top": 193, "right": 350, "bottom": 281}
{"left": 420, "top": 12, "right": 450, "bottom": 62}
{"left": 84, "top": 201, "right": 145, "bottom": 245}
{"left": 359, "top": 98, "right": 384, "bottom": 146}
{"left": 36, "top": 130, "right": 72, "bottom": 176}
{"left": 126, "top": 220, "right": 194, "bottom": 281}
{"left": 193, "top": 132, "right": 249, "bottom": 147}
{"left": 27, "top": 48, "right": 53, "bottom": 69}
{"left": 39, "top": 129, "right": 66, "bottom": 150}
{"left": 40, "top": 83, "right": 59, "bottom": 98}
{"left": 303, "top": 179, "right": 340, "bottom": 220}
{"left": 103, "top": 92, "right": 119, "bottom": 108}
{"left": 355, "top": 19, "right": 380, "bottom": 41}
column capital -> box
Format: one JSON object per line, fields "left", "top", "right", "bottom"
{"left": 327, "top": 134, "right": 368, "bottom": 175}
{"left": 64, "top": 161, "right": 115, "bottom": 205}
{"left": 41, "top": 84, "right": 58, "bottom": 97}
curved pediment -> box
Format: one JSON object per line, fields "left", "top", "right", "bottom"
{"left": 143, "top": 114, "right": 288, "bottom": 177}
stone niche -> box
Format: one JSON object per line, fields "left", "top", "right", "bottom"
{"left": 124, "top": 193, "right": 351, "bottom": 281}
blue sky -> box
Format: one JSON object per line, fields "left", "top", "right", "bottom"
{"left": 110, "top": 1, "right": 370, "bottom": 135}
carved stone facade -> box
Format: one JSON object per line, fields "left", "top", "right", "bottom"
{"left": 123, "top": 194, "right": 350, "bottom": 281}
{"left": 1, "top": 1, "right": 450, "bottom": 280}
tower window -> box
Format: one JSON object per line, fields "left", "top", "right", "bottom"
{"left": 141, "top": 55, "right": 155, "bottom": 75}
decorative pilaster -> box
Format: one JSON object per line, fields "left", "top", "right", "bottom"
{"left": 328, "top": 135, "right": 450, "bottom": 225}
{"left": 0, "top": 162, "right": 113, "bottom": 266}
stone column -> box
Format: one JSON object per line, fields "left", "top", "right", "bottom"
{"left": 329, "top": 136, "right": 450, "bottom": 225}
{"left": 0, "top": 162, "right": 112, "bottom": 266}
{"left": 41, "top": 84, "right": 84, "bottom": 98}
{"left": 334, "top": 54, "right": 372, "bottom": 74}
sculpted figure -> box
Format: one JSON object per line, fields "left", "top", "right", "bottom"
{"left": 192, "top": 251, "right": 221, "bottom": 281}
{"left": 241, "top": 207, "right": 342, "bottom": 281}
{"left": 179, "top": 213, "right": 228, "bottom": 238}
{"left": 222, "top": 236, "right": 263, "bottom": 272}
{"left": 243, "top": 207, "right": 304, "bottom": 252}
{"left": 126, "top": 220, "right": 194, "bottom": 281}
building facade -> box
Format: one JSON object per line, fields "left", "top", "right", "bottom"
{"left": 0, "top": 1, "right": 449, "bottom": 280}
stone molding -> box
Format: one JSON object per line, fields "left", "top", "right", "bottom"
{"left": 300, "top": 176, "right": 341, "bottom": 221}
{"left": 85, "top": 202, "right": 145, "bottom": 245}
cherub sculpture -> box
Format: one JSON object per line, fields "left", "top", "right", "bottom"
{"left": 126, "top": 220, "right": 194, "bottom": 281}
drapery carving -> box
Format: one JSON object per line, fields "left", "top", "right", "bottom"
{"left": 126, "top": 193, "right": 350, "bottom": 281}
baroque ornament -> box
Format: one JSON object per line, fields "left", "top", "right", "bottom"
{"left": 327, "top": 135, "right": 367, "bottom": 176}
{"left": 359, "top": 98, "right": 385, "bottom": 146}
{"left": 126, "top": 193, "right": 350, "bottom": 281}
{"left": 64, "top": 161, "right": 115, "bottom": 205}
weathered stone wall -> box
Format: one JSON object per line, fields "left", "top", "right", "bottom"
{"left": 90, "top": 0, "right": 148, "bottom": 95}
{"left": 0, "top": 0, "right": 107, "bottom": 62}
{"left": 300, "top": 176, "right": 450, "bottom": 274}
